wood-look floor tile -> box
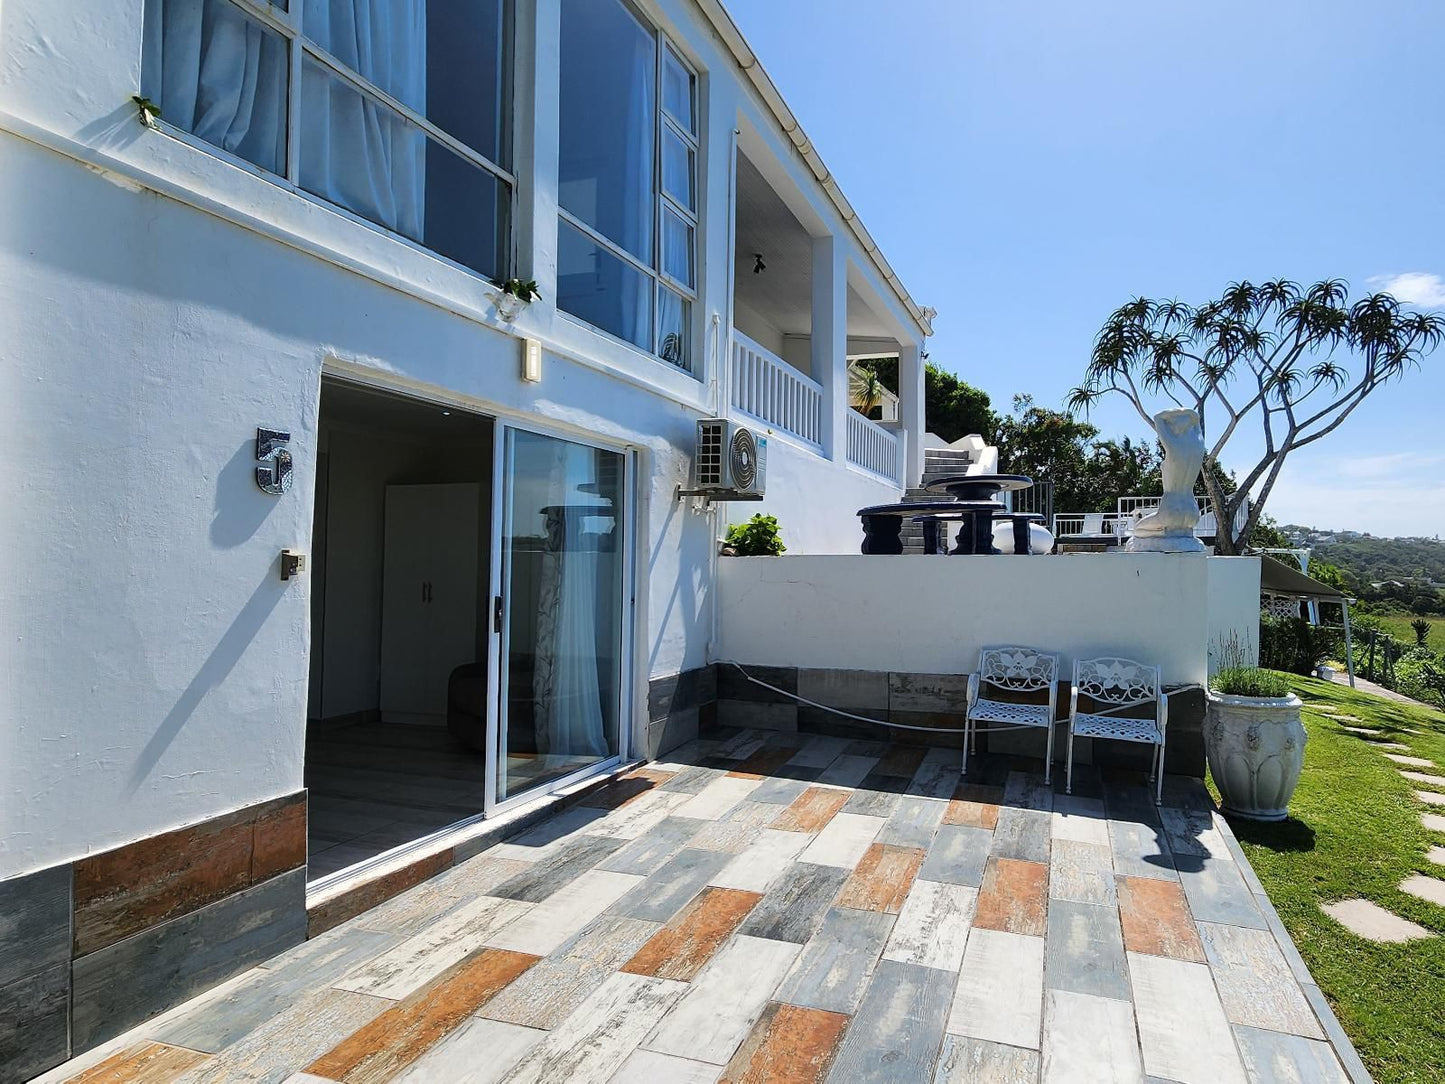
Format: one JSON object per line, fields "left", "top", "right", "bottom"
{"left": 1197, "top": 922, "right": 1323, "bottom": 1039}
{"left": 823, "top": 960, "right": 952, "bottom": 1083}
{"left": 307, "top": 948, "right": 538, "bottom": 1084}
{"left": 64, "top": 1041, "right": 210, "bottom": 1083}
{"left": 624, "top": 887, "right": 765, "bottom": 980}
{"left": 1044, "top": 900, "right": 1130, "bottom": 1002}
{"left": 1128, "top": 952, "right": 1247, "bottom": 1084}
{"left": 486, "top": 870, "right": 643, "bottom": 956}
{"left": 943, "top": 784, "right": 1002, "bottom": 829}
{"left": 729, "top": 747, "right": 803, "bottom": 780}
{"left": 1116, "top": 876, "right": 1204, "bottom": 962}
{"left": 873, "top": 745, "right": 928, "bottom": 779}
{"left": 1048, "top": 840, "right": 1116, "bottom": 907}
{"left": 613, "top": 1049, "right": 723, "bottom": 1083}
{"left": 933, "top": 1034, "right": 1039, "bottom": 1083}
{"left": 973, "top": 858, "right": 1048, "bottom": 936}
{"left": 771, "top": 788, "right": 849, "bottom": 833}
{"left": 919, "top": 824, "right": 993, "bottom": 887}
{"left": 875, "top": 796, "right": 946, "bottom": 850}
{"left": 835, "top": 844, "right": 925, "bottom": 914}
{"left": 391, "top": 1018, "right": 545, "bottom": 1084}
{"left": 881, "top": 879, "right": 977, "bottom": 972}
{"left": 774, "top": 907, "right": 895, "bottom": 1015}
{"left": 798, "top": 814, "right": 886, "bottom": 869}
{"left": 710, "top": 829, "right": 812, "bottom": 894}
{"left": 579, "top": 771, "right": 673, "bottom": 810}
{"left": 718, "top": 1002, "right": 850, "bottom": 1084}
{"left": 738, "top": 863, "right": 850, "bottom": 944}
{"left": 609, "top": 849, "right": 735, "bottom": 923}
{"left": 947, "top": 929, "right": 1045, "bottom": 1050}
{"left": 1040, "top": 989, "right": 1143, "bottom": 1083}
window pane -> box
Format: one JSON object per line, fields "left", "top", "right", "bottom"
{"left": 300, "top": 59, "right": 508, "bottom": 279}
{"left": 557, "top": 220, "right": 652, "bottom": 352}
{"left": 662, "top": 126, "right": 693, "bottom": 211}
{"left": 558, "top": 0, "right": 654, "bottom": 263}
{"left": 142, "top": 0, "right": 289, "bottom": 175}
{"left": 663, "top": 49, "right": 694, "bottom": 132}
{"left": 658, "top": 288, "right": 691, "bottom": 370}
{"left": 302, "top": 0, "right": 511, "bottom": 167}
{"left": 661, "top": 207, "right": 693, "bottom": 289}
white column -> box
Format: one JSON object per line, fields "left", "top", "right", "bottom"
{"left": 898, "top": 341, "right": 925, "bottom": 487}
{"left": 516, "top": 0, "right": 559, "bottom": 326}
{"left": 812, "top": 235, "right": 848, "bottom": 463}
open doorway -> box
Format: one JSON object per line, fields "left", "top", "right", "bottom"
{"left": 306, "top": 380, "right": 495, "bottom": 881}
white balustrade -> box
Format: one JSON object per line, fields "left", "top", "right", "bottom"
{"left": 730, "top": 331, "right": 824, "bottom": 449}
{"left": 846, "top": 409, "right": 902, "bottom": 483}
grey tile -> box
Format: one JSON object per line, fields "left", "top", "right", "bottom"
{"left": 749, "top": 776, "right": 812, "bottom": 805}
{"left": 1045, "top": 900, "right": 1130, "bottom": 1001}
{"left": 0, "top": 863, "right": 71, "bottom": 987}
{"left": 889, "top": 672, "right": 969, "bottom": 714}
{"left": 932, "top": 1034, "right": 1039, "bottom": 1083}
{"left": 1199, "top": 923, "right": 1322, "bottom": 1038}
{"left": 877, "top": 795, "right": 947, "bottom": 850}
{"left": 1300, "top": 982, "right": 1374, "bottom": 1084}
{"left": 659, "top": 765, "right": 724, "bottom": 794}
{"left": 991, "top": 808, "right": 1052, "bottom": 864}
{"left": 798, "top": 668, "right": 890, "bottom": 711}
{"left": 816, "top": 754, "right": 880, "bottom": 789}
{"left": 843, "top": 781, "right": 905, "bottom": 818}
{"left": 920, "top": 825, "right": 993, "bottom": 888}
{"left": 154, "top": 924, "right": 399, "bottom": 1052}
{"left": 1108, "top": 819, "right": 1176, "bottom": 880}
{"left": 738, "top": 862, "right": 849, "bottom": 944}
{"left": 608, "top": 848, "right": 732, "bottom": 922}
{"left": 719, "top": 664, "right": 798, "bottom": 704}
{"left": 0, "top": 962, "right": 68, "bottom": 1083}
{"left": 1048, "top": 841, "right": 1117, "bottom": 907}
{"left": 648, "top": 709, "right": 700, "bottom": 759}
{"left": 826, "top": 960, "right": 953, "bottom": 1083}
{"left": 598, "top": 816, "right": 706, "bottom": 876}
{"left": 907, "top": 748, "right": 963, "bottom": 800}
{"left": 1232, "top": 1025, "right": 1349, "bottom": 1084}
{"left": 72, "top": 868, "right": 306, "bottom": 1050}
{"left": 775, "top": 906, "right": 896, "bottom": 1014}
{"left": 1003, "top": 772, "right": 1054, "bottom": 812}
{"left": 718, "top": 701, "right": 798, "bottom": 732}
{"left": 1176, "top": 859, "right": 1266, "bottom": 930}
{"left": 491, "top": 834, "right": 625, "bottom": 902}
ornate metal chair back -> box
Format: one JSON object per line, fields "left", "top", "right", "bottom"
{"left": 978, "top": 647, "right": 1059, "bottom": 697}
{"left": 1073, "top": 657, "right": 1161, "bottom": 714}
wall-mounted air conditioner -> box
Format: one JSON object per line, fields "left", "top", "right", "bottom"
{"left": 690, "top": 419, "right": 766, "bottom": 500}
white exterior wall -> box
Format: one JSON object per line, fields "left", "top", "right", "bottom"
{"left": 1206, "top": 556, "right": 1264, "bottom": 672}
{"left": 718, "top": 554, "right": 1262, "bottom": 686}
{"left": 0, "top": 0, "right": 922, "bottom": 877}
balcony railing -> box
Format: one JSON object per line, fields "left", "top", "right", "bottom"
{"left": 1053, "top": 494, "right": 1250, "bottom": 540}
{"left": 731, "top": 331, "right": 824, "bottom": 450}
{"left": 847, "top": 410, "right": 902, "bottom": 484}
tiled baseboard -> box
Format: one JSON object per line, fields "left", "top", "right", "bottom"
{"left": 0, "top": 791, "right": 308, "bottom": 1082}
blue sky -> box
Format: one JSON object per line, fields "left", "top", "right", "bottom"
{"left": 724, "top": 0, "right": 1445, "bottom": 538}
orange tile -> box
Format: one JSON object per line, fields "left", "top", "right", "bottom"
{"left": 772, "top": 787, "right": 850, "bottom": 833}
{"left": 64, "top": 1041, "right": 210, "bottom": 1083}
{"left": 943, "top": 783, "right": 1003, "bottom": 829}
{"left": 623, "top": 887, "right": 764, "bottom": 980}
{"left": 1117, "top": 875, "right": 1205, "bottom": 962}
{"left": 306, "top": 948, "right": 538, "bottom": 1084}
{"left": 835, "top": 844, "right": 926, "bottom": 914}
{"left": 729, "top": 746, "right": 801, "bottom": 780}
{"left": 252, "top": 794, "right": 308, "bottom": 881}
{"left": 872, "top": 745, "right": 927, "bottom": 779}
{"left": 972, "top": 858, "right": 1048, "bottom": 936}
{"left": 720, "top": 1002, "right": 851, "bottom": 1084}
{"left": 306, "top": 850, "right": 454, "bottom": 938}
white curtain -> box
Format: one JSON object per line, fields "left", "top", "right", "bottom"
{"left": 533, "top": 448, "right": 609, "bottom": 760}
{"left": 301, "top": 0, "right": 428, "bottom": 240}
{"left": 143, "top": 0, "right": 288, "bottom": 172}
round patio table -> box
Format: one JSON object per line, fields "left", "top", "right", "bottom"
{"left": 856, "top": 499, "right": 1002, "bottom": 555}
{"left": 922, "top": 474, "right": 1035, "bottom": 555}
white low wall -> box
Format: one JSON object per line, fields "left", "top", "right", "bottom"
{"left": 718, "top": 553, "right": 1261, "bottom": 686}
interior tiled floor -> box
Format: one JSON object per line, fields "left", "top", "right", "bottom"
{"left": 44, "top": 728, "right": 1361, "bottom": 1084}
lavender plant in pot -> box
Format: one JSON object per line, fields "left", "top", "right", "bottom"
{"left": 1205, "top": 655, "right": 1305, "bottom": 822}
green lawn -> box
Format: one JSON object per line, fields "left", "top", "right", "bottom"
{"left": 1217, "top": 675, "right": 1445, "bottom": 1084}
{"left": 1374, "top": 614, "right": 1445, "bottom": 654}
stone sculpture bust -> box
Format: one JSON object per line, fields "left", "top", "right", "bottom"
{"left": 1126, "top": 408, "right": 1206, "bottom": 553}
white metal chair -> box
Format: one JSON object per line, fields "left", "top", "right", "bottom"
{"left": 1067, "top": 657, "right": 1169, "bottom": 804}
{"left": 964, "top": 646, "right": 1061, "bottom": 782}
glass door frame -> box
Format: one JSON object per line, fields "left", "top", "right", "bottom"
{"left": 483, "top": 417, "right": 638, "bottom": 816}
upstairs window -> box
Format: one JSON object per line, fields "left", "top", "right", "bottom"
{"left": 556, "top": 0, "right": 699, "bottom": 372}
{"left": 142, "top": 0, "right": 513, "bottom": 281}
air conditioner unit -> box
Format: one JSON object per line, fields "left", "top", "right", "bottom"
{"left": 694, "top": 419, "right": 766, "bottom": 500}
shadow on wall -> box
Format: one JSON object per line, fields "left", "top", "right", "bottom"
{"left": 127, "top": 567, "right": 287, "bottom": 794}
{"left": 212, "top": 439, "right": 280, "bottom": 547}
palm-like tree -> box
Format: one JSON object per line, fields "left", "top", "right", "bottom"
{"left": 849, "top": 364, "right": 885, "bottom": 417}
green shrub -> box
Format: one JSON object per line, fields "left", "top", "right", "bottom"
{"left": 1258, "top": 615, "right": 1340, "bottom": 676}
{"left": 1211, "top": 667, "right": 1292, "bottom": 698}
{"left": 724, "top": 513, "right": 786, "bottom": 557}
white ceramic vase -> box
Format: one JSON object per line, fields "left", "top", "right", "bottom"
{"left": 1204, "top": 690, "right": 1307, "bottom": 821}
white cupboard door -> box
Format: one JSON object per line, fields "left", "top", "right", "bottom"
{"left": 423, "top": 483, "right": 482, "bottom": 716}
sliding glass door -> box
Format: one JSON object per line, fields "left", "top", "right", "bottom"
{"left": 495, "top": 428, "right": 627, "bottom": 803}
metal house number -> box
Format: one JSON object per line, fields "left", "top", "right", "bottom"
{"left": 255, "top": 428, "right": 293, "bottom": 495}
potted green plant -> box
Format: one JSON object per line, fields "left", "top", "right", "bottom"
{"left": 1205, "top": 659, "right": 1305, "bottom": 822}
{"left": 722, "top": 514, "right": 786, "bottom": 557}
{"left": 494, "top": 278, "right": 541, "bottom": 322}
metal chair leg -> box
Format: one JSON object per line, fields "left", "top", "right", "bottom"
{"left": 961, "top": 716, "right": 970, "bottom": 777}
{"left": 1155, "top": 737, "right": 1167, "bottom": 805}
{"left": 1065, "top": 725, "right": 1075, "bottom": 795}
{"left": 1043, "top": 720, "right": 1055, "bottom": 786}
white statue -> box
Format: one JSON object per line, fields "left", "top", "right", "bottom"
{"left": 1127, "top": 408, "right": 1206, "bottom": 553}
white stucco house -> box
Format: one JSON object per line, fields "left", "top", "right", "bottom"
{"left": 0, "top": 0, "right": 937, "bottom": 1074}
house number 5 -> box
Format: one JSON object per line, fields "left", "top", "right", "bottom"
{"left": 255, "top": 428, "right": 293, "bottom": 495}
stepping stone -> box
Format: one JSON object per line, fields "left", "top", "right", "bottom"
{"left": 1311, "top": 704, "right": 1337, "bottom": 713}
{"left": 1375, "top": 743, "right": 1411, "bottom": 751}
{"left": 1321, "top": 899, "right": 1434, "bottom": 942}
{"left": 1401, "top": 771, "right": 1445, "bottom": 789}
{"left": 1339, "top": 726, "right": 1381, "bottom": 737}
{"left": 1422, "top": 813, "right": 1445, "bottom": 834}
{"left": 1427, "top": 846, "right": 1445, "bottom": 867}
{"left": 1386, "top": 753, "right": 1436, "bottom": 768}
{"left": 1334, "top": 715, "right": 1362, "bottom": 723}
{"left": 1400, "top": 875, "right": 1445, "bottom": 907}
{"left": 1416, "top": 791, "right": 1445, "bottom": 808}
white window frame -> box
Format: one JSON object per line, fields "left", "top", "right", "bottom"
{"left": 556, "top": 1, "right": 700, "bottom": 374}
{"left": 144, "top": 0, "right": 518, "bottom": 280}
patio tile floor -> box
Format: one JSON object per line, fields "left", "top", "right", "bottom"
{"left": 40, "top": 729, "right": 1362, "bottom": 1084}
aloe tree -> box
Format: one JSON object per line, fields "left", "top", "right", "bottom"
{"left": 848, "top": 363, "right": 886, "bottom": 417}
{"left": 1070, "top": 281, "right": 1445, "bottom": 554}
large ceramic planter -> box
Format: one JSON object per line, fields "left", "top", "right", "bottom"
{"left": 1205, "top": 690, "right": 1307, "bottom": 821}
